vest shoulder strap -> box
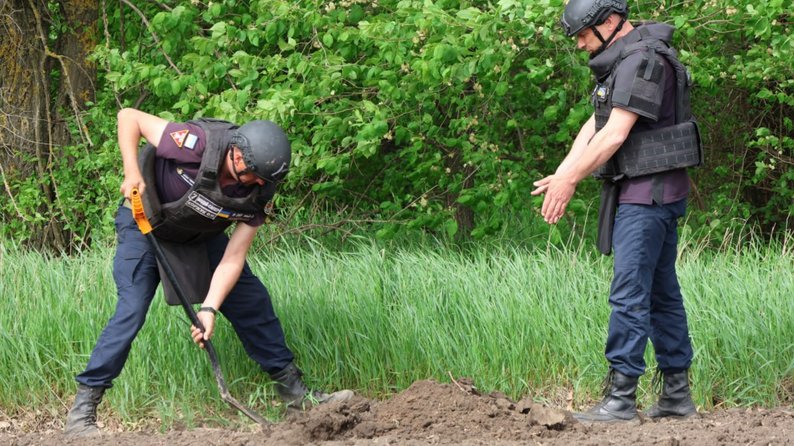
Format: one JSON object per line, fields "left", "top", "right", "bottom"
{"left": 618, "top": 38, "right": 693, "bottom": 123}
{"left": 189, "top": 119, "right": 237, "bottom": 188}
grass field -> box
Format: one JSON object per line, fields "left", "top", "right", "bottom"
{"left": 1, "top": 236, "right": 791, "bottom": 427}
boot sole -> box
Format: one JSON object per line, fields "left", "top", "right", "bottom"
{"left": 574, "top": 415, "right": 642, "bottom": 426}
{"left": 324, "top": 389, "right": 355, "bottom": 403}
{"left": 646, "top": 412, "right": 699, "bottom": 420}
{"left": 63, "top": 428, "right": 101, "bottom": 437}
{"left": 284, "top": 390, "right": 355, "bottom": 410}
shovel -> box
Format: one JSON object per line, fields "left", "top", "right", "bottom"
{"left": 129, "top": 187, "right": 269, "bottom": 427}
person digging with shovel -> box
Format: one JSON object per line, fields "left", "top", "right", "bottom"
{"left": 64, "top": 108, "right": 353, "bottom": 437}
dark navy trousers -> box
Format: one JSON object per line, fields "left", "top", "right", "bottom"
{"left": 76, "top": 206, "right": 294, "bottom": 388}
{"left": 605, "top": 199, "right": 693, "bottom": 377}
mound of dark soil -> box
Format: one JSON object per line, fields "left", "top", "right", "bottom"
{"left": 2, "top": 379, "right": 792, "bottom": 445}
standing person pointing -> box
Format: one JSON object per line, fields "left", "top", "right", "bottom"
{"left": 532, "top": 0, "right": 702, "bottom": 424}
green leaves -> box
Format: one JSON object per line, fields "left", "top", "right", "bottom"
{"left": 677, "top": 0, "right": 793, "bottom": 232}
{"left": 18, "top": 0, "right": 784, "bottom": 249}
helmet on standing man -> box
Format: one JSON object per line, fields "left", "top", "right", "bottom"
{"left": 560, "top": 0, "right": 629, "bottom": 37}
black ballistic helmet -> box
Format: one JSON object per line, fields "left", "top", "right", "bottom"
{"left": 560, "top": 0, "right": 629, "bottom": 37}
{"left": 230, "top": 120, "right": 291, "bottom": 182}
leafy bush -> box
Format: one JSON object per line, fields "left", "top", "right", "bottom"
{"left": 658, "top": 0, "right": 793, "bottom": 237}
{"left": 1, "top": 0, "right": 790, "bottom": 249}
{"left": 91, "top": 0, "right": 586, "bottom": 241}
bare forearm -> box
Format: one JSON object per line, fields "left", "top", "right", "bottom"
{"left": 556, "top": 115, "right": 596, "bottom": 175}
{"left": 117, "top": 108, "right": 168, "bottom": 176}
{"left": 202, "top": 223, "right": 258, "bottom": 310}
{"left": 202, "top": 261, "right": 244, "bottom": 310}
{"left": 565, "top": 128, "right": 624, "bottom": 183}
{"left": 559, "top": 109, "right": 637, "bottom": 183}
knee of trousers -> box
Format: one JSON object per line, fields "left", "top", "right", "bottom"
{"left": 609, "top": 270, "right": 653, "bottom": 307}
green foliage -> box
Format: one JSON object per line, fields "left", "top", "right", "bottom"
{"left": 0, "top": 0, "right": 791, "bottom": 249}
{"left": 652, "top": 0, "right": 793, "bottom": 237}
{"left": 0, "top": 97, "right": 120, "bottom": 249}
{"left": 87, "top": 0, "right": 595, "bottom": 243}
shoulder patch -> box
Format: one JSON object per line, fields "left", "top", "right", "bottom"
{"left": 595, "top": 85, "right": 609, "bottom": 101}
{"left": 184, "top": 133, "right": 198, "bottom": 150}
{"left": 170, "top": 129, "right": 189, "bottom": 148}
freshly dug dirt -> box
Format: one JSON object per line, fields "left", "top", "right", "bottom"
{"left": 2, "top": 379, "right": 792, "bottom": 445}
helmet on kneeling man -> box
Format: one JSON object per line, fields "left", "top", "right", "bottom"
{"left": 230, "top": 120, "right": 291, "bottom": 183}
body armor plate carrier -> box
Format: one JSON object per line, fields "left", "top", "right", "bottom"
{"left": 138, "top": 118, "right": 276, "bottom": 244}
{"left": 593, "top": 34, "right": 703, "bottom": 181}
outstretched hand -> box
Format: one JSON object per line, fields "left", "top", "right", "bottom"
{"left": 531, "top": 174, "right": 577, "bottom": 224}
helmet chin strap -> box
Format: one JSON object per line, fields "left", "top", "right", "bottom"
{"left": 591, "top": 17, "right": 626, "bottom": 56}
{"left": 228, "top": 147, "right": 250, "bottom": 184}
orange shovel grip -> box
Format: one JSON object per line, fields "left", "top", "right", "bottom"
{"left": 130, "top": 188, "right": 153, "bottom": 235}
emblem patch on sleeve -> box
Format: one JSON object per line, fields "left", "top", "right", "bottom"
{"left": 184, "top": 133, "right": 198, "bottom": 150}
{"left": 170, "top": 129, "right": 189, "bottom": 148}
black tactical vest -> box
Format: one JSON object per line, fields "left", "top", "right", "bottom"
{"left": 138, "top": 118, "right": 276, "bottom": 243}
{"left": 592, "top": 31, "right": 703, "bottom": 180}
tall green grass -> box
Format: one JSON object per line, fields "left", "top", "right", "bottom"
{"left": 0, "top": 236, "right": 791, "bottom": 427}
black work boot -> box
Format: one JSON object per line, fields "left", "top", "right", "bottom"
{"left": 64, "top": 384, "right": 105, "bottom": 436}
{"left": 574, "top": 369, "right": 640, "bottom": 424}
{"left": 269, "top": 362, "right": 354, "bottom": 409}
{"left": 645, "top": 370, "right": 698, "bottom": 419}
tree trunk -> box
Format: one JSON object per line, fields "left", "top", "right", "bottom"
{"left": 53, "top": 0, "right": 98, "bottom": 144}
{"left": 444, "top": 150, "right": 475, "bottom": 239}
{"left": 0, "top": 0, "right": 97, "bottom": 251}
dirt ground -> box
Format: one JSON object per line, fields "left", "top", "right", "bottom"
{"left": 2, "top": 379, "right": 792, "bottom": 446}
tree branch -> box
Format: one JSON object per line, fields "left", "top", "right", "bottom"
{"left": 0, "top": 162, "right": 28, "bottom": 222}
{"left": 101, "top": 0, "right": 123, "bottom": 109}
{"left": 119, "top": 0, "right": 183, "bottom": 75}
